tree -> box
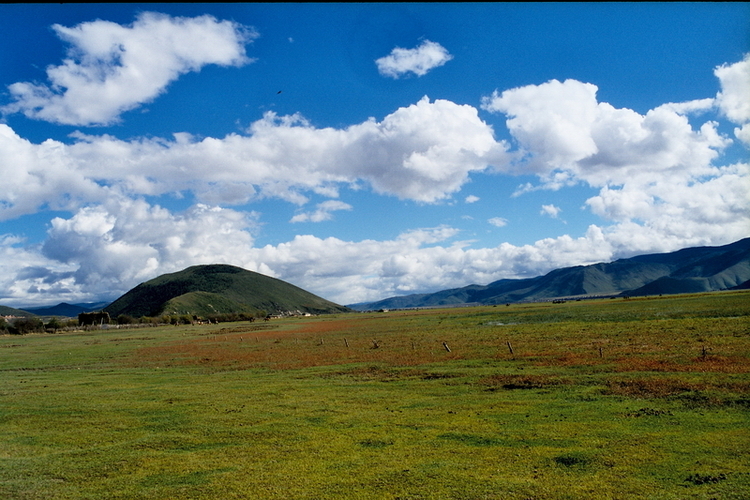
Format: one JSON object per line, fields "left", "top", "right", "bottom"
{"left": 117, "top": 314, "right": 135, "bottom": 325}
{"left": 78, "top": 312, "right": 111, "bottom": 326}
{"left": 11, "top": 317, "right": 45, "bottom": 335}
{"left": 45, "top": 318, "right": 63, "bottom": 333}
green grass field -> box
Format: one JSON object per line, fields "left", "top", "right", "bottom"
{"left": 2, "top": 291, "right": 749, "bottom": 499}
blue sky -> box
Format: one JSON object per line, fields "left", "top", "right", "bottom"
{"left": 0, "top": 3, "right": 748, "bottom": 307}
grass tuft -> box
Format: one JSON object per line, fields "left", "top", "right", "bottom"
{"left": 553, "top": 452, "right": 595, "bottom": 468}
{"left": 479, "top": 373, "right": 572, "bottom": 390}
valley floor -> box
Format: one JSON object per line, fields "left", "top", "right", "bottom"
{"left": 1, "top": 291, "right": 749, "bottom": 499}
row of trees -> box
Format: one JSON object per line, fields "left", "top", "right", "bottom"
{"left": 115, "top": 310, "right": 266, "bottom": 325}
{"left": 0, "top": 317, "right": 65, "bottom": 335}
{"left": 1, "top": 310, "right": 268, "bottom": 335}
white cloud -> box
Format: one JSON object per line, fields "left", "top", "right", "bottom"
{"left": 290, "top": 200, "right": 353, "bottom": 223}
{"left": 2, "top": 12, "right": 255, "bottom": 126}
{"left": 375, "top": 40, "right": 453, "bottom": 78}
{"left": 540, "top": 204, "right": 562, "bottom": 219}
{"left": 482, "top": 78, "right": 730, "bottom": 188}
{"left": 735, "top": 124, "right": 750, "bottom": 146}
{"left": 38, "top": 198, "right": 258, "bottom": 300}
{"left": 659, "top": 98, "right": 715, "bottom": 115}
{"left": 488, "top": 217, "right": 508, "bottom": 228}
{"left": 714, "top": 54, "right": 750, "bottom": 124}
{"left": 0, "top": 97, "right": 509, "bottom": 221}
{"left": 585, "top": 162, "right": 750, "bottom": 248}
{"left": 481, "top": 73, "right": 747, "bottom": 247}
{"left": 714, "top": 53, "right": 750, "bottom": 144}
{"left": 0, "top": 234, "right": 78, "bottom": 306}
{"left": 0, "top": 125, "right": 107, "bottom": 221}
{"left": 240, "top": 224, "right": 618, "bottom": 305}
{"left": 465, "top": 195, "right": 480, "bottom": 203}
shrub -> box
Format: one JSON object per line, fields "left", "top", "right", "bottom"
{"left": 117, "top": 314, "right": 136, "bottom": 325}
{"left": 10, "top": 317, "right": 45, "bottom": 335}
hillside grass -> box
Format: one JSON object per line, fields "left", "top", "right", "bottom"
{"left": 1, "top": 291, "right": 749, "bottom": 499}
{"left": 161, "top": 291, "right": 262, "bottom": 317}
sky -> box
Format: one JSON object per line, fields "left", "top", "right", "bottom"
{"left": 0, "top": 3, "right": 748, "bottom": 308}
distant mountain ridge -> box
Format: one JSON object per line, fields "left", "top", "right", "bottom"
{"left": 21, "top": 302, "right": 110, "bottom": 317}
{"left": 351, "top": 237, "right": 750, "bottom": 310}
{"left": 104, "top": 264, "right": 350, "bottom": 318}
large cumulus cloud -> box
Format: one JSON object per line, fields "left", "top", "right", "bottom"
{"left": 0, "top": 97, "right": 509, "bottom": 222}
{"left": 39, "top": 198, "right": 258, "bottom": 299}
{"left": 482, "top": 79, "right": 728, "bottom": 186}
{"left": 481, "top": 61, "right": 749, "bottom": 252}
{"left": 2, "top": 12, "right": 255, "bottom": 126}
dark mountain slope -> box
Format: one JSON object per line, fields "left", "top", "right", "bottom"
{"left": 104, "top": 264, "right": 350, "bottom": 318}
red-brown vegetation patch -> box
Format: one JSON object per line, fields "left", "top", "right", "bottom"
{"left": 286, "top": 319, "right": 360, "bottom": 335}
{"left": 528, "top": 351, "right": 603, "bottom": 367}
{"left": 604, "top": 377, "right": 750, "bottom": 399}
{"left": 126, "top": 325, "right": 454, "bottom": 371}
{"left": 518, "top": 346, "right": 750, "bottom": 374}
{"left": 613, "top": 355, "right": 750, "bottom": 374}
{"left": 605, "top": 377, "right": 705, "bottom": 398}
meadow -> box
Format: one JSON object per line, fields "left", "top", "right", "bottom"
{"left": 1, "top": 291, "right": 749, "bottom": 499}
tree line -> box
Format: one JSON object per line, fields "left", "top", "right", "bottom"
{"left": 1, "top": 310, "right": 268, "bottom": 335}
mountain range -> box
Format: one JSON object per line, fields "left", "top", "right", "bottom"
{"left": 350, "top": 237, "right": 750, "bottom": 311}
{"left": 21, "top": 302, "right": 111, "bottom": 317}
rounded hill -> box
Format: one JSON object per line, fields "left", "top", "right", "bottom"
{"left": 104, "top": 264, "right": 350, "bottom": 318}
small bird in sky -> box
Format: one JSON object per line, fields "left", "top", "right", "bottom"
{"left": 277, "top": 90, "right": 282, "bottom": 94}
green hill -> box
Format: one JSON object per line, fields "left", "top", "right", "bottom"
{"left": 104, "top": 264, "right": 350, "bottom": 318}
{"left": 0, "top": 305, "right": 36, "bottom": 318}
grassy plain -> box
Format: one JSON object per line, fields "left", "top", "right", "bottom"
{"left": 1, "top": 291, "right": 749, "bottom": 499}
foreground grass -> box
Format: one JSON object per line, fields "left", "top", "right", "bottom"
{"left": 1, "top": 292, "right": 749, "bottom": 499}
